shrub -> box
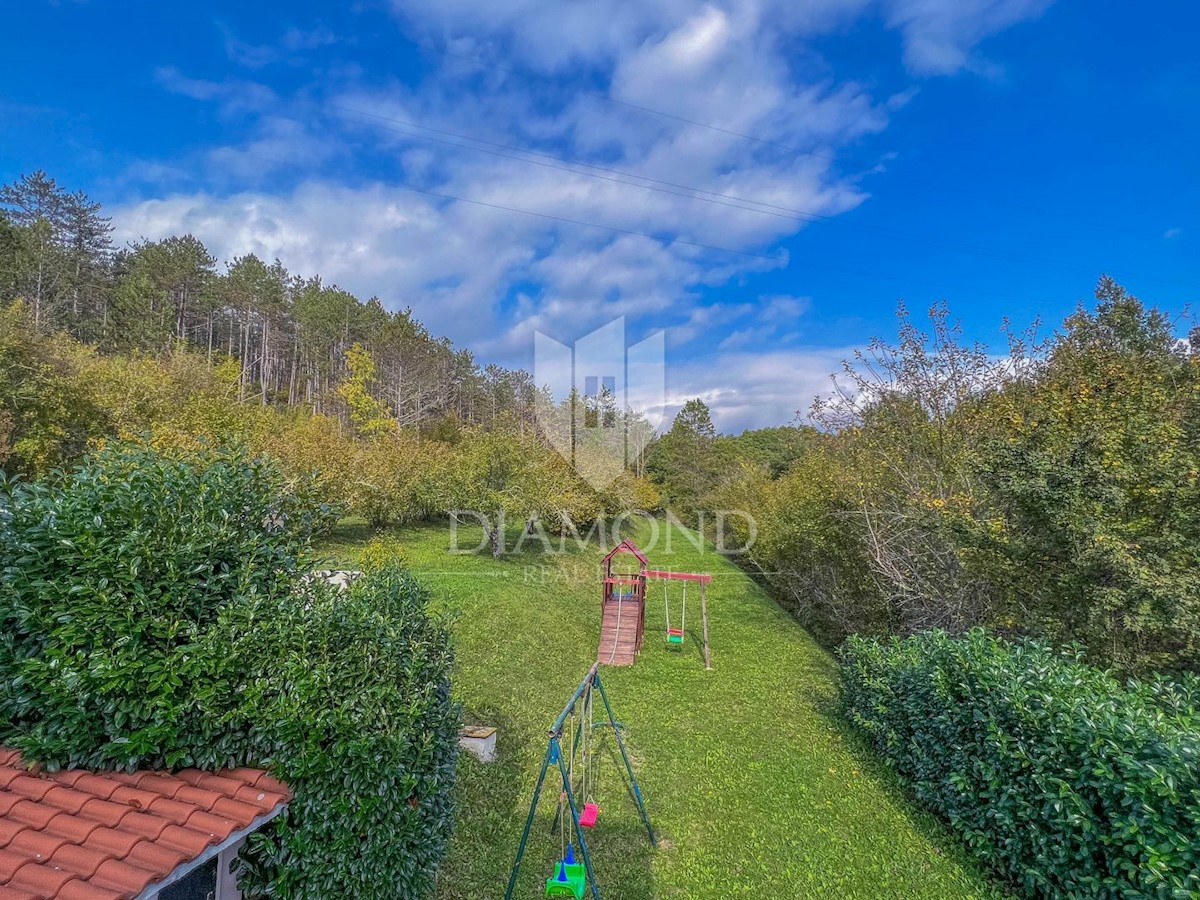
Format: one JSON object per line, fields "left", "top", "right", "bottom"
{"left": 842, "top": 629, "right": 1200, "bottom": 898}
{"left": 0, "top": 443, "right": 459, "bottom": 898}
{"left": 0, "top": 442, "right": 333, "bottom": 767}
{"left": 232, "top": 567, "right": 459, "bottom": 899}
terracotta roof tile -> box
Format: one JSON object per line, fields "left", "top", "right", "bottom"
{"left": 56, "top": 780, "right": 115, "bottom": 805}
{"left": 177, "top": 772, "right": 245, "bottom": 797}
{"left": 5, "top": 831, "right": 68, "bottom": 864}
{"left": 122, "top": 840, "right": 186, "bottom": 875}
{"left": 39, "top": 790, "right": 92, "bottom": 819}
{"left": 250, "top": 774, "right": 289, "bottom": 797}
{"left": 0, "top": 819, "right": 26, "bottom": 848}
{"left": 209, "top": 797, "right": 263, "bottom": 823}
{"left": 0, "top": 847, "right": 27, "bottom": 880}
{"left": 122, "top": 778, "right": 181, "bottom": 803}
{"left": 219, "top": 768, "right": 265, "bottom": 787}
{"left": 46, "top": 844, "right": 106, "bottom": 880}
{"left": 89, "top": 857, "right": 157, "bottom": 895}
{"left": 139, "top": 798, "right": 194, "bottom": 828}
{"left": 79, "top": 827, "right": 140, "bottom": 860}
{"left": 5, "top": 780, "right": 53, "bottom": 805}
{"left": 8, "top": 862, "right": 78, "bottom": 896}
{"left": 8, "top": 801, "right": 58, "bottom": 831}
{"left": 54, "top": 881, "right": 122, "bottom": 900}
{"left": 72, "top": 801, "right": 128, "bottom": 831}
{"left": 169, "top": 786, "right": 222, "bottom": 813}
{"left": 152, "top": 824, "right": 213, "bottom": 858}
{"left": 105, "top": 788, "right": 157, "bottom": 814}
{"left": 39, "top": 817, "right": 99, "bottom": 848}
{"left": 108, "top": 813, "right": 168, "bottom": 844}
{"left": 179, "top": 811, "right": 236, "bottom": 843}
{"left": 0, "top": 748, "right": 289, "bottom": 899}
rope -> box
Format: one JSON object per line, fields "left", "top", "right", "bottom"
{"left": 607, "top": 591, "right": 623, "bottom": 664}
{"left": 663, "top": 578, "right": 670, "bottom": 635}
{"left": 560, "top": 712, "right": 574, "bottom": 860}
{"left": 681, "top": 581, "right": 687, "bottom": 634}
{"left": 582, "top": 684, "right": 592, "bottom": 803}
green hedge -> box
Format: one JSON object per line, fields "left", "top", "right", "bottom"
{"left": 0, "top": 443, "right": 459, "bottom": 898}
{"left": 232, "top": 568, "right": 459, "bottom": 899}
{"left": 842, "top": 629, "right": 1200, "bottom": 899}
{"left": 0, "top": 443, "right": 332, "bottom": 767}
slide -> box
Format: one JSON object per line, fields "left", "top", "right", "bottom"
{"left": 597, "top": 597, "right": 639, "bottom": 666}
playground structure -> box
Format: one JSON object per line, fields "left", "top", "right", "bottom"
{"left": 505, "top": 663, "right": 656, "bottom": 900}
{"left": 597, "top": 540, "right": 712, "bottom": 669}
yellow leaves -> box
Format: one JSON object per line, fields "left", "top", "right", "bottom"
{"left": 337, "top": 343, "right": 397, "bottom": 439}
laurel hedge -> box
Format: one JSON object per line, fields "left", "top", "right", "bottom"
{"left": 0, "top": 443, "right": 459, "bottom": 898}
{"left": 231, "top": 567, "right": 460, "bottom": 899}
{"left": 841, "top": 629, "right": 1200, "bottom": 898}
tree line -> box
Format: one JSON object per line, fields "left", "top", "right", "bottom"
{"left": 651, "top": 280, "right": 1200, "bottom": 675}
{"left": 0, "top": 170, "right": 540, "bottom": 430}
{"left": 0, "top": 169, "right": 668, "bottom": 552}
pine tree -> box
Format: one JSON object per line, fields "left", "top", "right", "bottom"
{"left": 0, "top": 170, "right": 70, "bottom": 328}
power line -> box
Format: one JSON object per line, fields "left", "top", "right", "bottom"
{"left": 139, "top": 147, "right": 1070, "bottom": 306}
{"left": 381, "top": 174, "right": 1070, "bottom": 305}
{"left": 423, "top": 43, "right": 1156, "bottom": 242}
{"left": 143, "top": 149, "right": 784, "bottom": 263}
{"left": 211, "top": 147, "right": 1095, "bottom": 305}
{"left": 381, "top": 179, "right": 786, "bottom": 262}
{"left": 334, "top": 104, "right": 1197, "bottom": 290}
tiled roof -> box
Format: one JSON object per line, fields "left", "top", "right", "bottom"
{"left": 0, "top": 749, "right": 289, "bottom": 900}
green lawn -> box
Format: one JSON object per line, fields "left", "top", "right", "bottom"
{"left": 320, "top": 520, "right": 1004, "bottom": 899}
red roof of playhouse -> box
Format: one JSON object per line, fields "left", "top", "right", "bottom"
{"left": 0, "top": 748, "right": 289, "bottom": 900}
{"left": 602, "top": 540, "right": 648, "bottom": 567}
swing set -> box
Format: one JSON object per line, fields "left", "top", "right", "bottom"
{"left": 597, "top": 540, "right": 713, "bottom": 669}
{"left": 647, "top": 568, "right": 713, "bottom": 669}
{"left": 505, "top": 663, "right": 656, "bottom": 900}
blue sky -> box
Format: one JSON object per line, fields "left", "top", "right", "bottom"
{"left": 2, "top": 0, "right": 1198, "bottom": 431}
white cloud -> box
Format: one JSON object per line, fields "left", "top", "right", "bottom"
{"left": 717, "top": 295, "right": 810, "bottom": 351}
{"left": 154, "top": 66, "right": 277, "bottom": 113}
{"left": 882, "top": 0, "right": 1054, "bottom": 76}
{"left": 204, "top": 117, "right": 342, "bottom": 179}
{"left": 665, "top": 347, "right": 853, "bottom": 433}
{"left": 280, "top": 25, "right": 338, "bottom": 53}
{"left": 221, "top": 23, "right": 339, "bottom": 68}
{"left": 1164, "top": 227, "right": 1182, "bottom": 239}
{"left": 118, "top": 0, "right": 1054, "bottom": 429}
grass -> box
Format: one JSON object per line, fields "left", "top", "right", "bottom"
{"left": 319, "top": 519, "right": 1005, "bottom": 899}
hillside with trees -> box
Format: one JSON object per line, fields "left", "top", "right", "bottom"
{"left": 0, "top": 171, "right": 660, "bottom": 543}
{"left": 653, "top": 284, "right": 1200, "bottom": 676}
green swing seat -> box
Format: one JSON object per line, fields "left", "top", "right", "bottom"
{"left": 545, "top": 859, "right": 587, "bottom": 898}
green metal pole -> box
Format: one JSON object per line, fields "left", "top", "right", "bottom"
{"left": 552, "top": 663, "right": 600, "bottom": 736}
{"left": 504, "top": 739, "right": 556, "bottom": 900}
{"left": 594, "top": 671, "right": 657, "bottom": 846}
{"left": 556, "top": 737, "right": 601, "bottom": 900}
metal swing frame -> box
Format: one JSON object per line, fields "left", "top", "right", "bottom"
{"left": 504, "top": 663, "right": 656, "bottom": 900}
